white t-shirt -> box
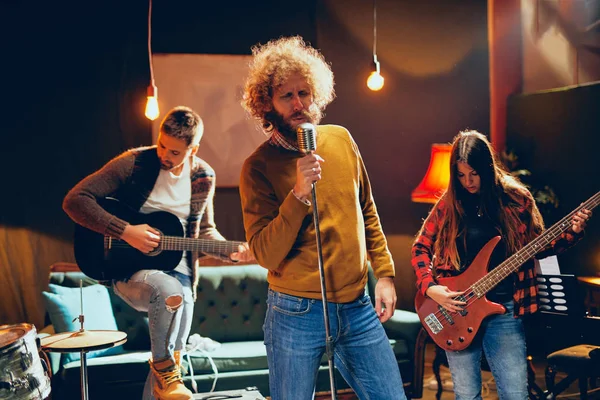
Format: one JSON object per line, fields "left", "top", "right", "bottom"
{"left": 140, "top": 159, "right": 192, "bottom": 276}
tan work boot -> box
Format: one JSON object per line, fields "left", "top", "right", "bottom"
{"left": 149, "top": 357, "right": 193, "bottom": 400}
{"left": 174, "top": 350, "right": 188, "bottom": 374}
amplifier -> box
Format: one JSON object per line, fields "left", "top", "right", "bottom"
{"left": 193, "top": 386, "right": 266, "bottom": 400}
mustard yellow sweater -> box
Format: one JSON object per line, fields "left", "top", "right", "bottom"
{"left": 239, "top": 125, "right": 394, "bottom": 303}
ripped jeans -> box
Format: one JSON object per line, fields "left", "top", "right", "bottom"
{"left": 113, "top": 270, "right": 194, "bottom": 400}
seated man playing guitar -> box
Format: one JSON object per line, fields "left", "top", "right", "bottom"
{"left": 63, "top": 106, "right": 253, "bottom": 400}
{"left": 411, "top": 130, "right": 593, "bottom": 400}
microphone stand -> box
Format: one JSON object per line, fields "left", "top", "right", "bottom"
{"left": 310, "top": 182, "right": 337, "bottom": 400}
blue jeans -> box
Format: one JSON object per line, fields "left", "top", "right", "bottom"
{"left": 264, "top": 289, "right": 407, "bottom": 400}
{"left": 445, "top": 301, "right": 528, "bottom": 400}
{"left": 113, "top": 270, "right": 193, "bottom": 400}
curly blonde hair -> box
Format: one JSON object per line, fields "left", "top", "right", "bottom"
{"left": 241, "top": 36, "right": 335, "bottom": 132}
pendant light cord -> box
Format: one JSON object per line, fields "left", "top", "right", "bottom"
{"left": 372, "top": 0, "right": 377, "bottom": 60}
{"left": 148, "top": 0, "right": 155, "bottom": 85}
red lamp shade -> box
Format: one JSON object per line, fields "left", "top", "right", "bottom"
{"left": 411, "top": 143, "right": 451, "bottom": 203}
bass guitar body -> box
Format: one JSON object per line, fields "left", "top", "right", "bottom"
{"left": 415, "top": 237, "right": 506, "bottom": 352}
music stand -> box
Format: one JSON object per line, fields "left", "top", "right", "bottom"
{"left": 527, "top": 274, "right": 600, "bottom": 399}
{"left": 536, "top": 274, "right": 585, "bottom": 318}
{"left": 534, "top": 274, "right": 587, "bottom": 352}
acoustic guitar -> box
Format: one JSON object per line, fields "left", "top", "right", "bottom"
{"left": 73, "top": 198, "right": 245, "bottom": 280}
{"left": 415, "top": 190, "right": 599, "bottom": 352}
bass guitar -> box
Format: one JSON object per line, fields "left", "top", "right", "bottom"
{"left": 415, "top": 190, "right": 599, "bottom": 351}
{"left": 73, "top": 198, "right": 245, "bottom": 280}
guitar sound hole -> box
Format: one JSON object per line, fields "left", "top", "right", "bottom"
{"left": 147, "top": 248, "right": 162, "bottom": 257}
{"left": 145, "top": 231, "right": 164, "bottom": 256}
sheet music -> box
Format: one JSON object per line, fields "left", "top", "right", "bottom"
{"left": 534, "top": 255, "right": 561, "bottom": 275}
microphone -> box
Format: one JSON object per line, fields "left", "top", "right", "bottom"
{"left": 296, "top": 123, "right": 317, "bottom": 154}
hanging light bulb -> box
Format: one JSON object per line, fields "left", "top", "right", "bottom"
{"left": 145, "top": 82, "right": 159, "bottom": 120}
{"left": 367, "top": 56, "right": 384, "bottom": 91}
{"left": 145, "top": 0, "right": 159, "bottom": 121}
{"left": 367, "top": 0, "right": 384, "bottom": 91}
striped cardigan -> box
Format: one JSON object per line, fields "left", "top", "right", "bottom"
{"left": 63, "top": 146, "right": 225, "bottom": 299}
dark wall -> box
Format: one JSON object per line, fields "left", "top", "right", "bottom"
{"left": 1, "top": 0, "right": 489, "bottom": 245}
{"left": 3, "top": 0, "right": 154, "bottom": 239}
{"left": 316, "top": 0, "right": 490, "bottom": 235}
{"left": 0, "top": 0, "right": 492, "bottom": 321}
{"left": 1, "top": 0, "right": 316, "bottom": 242}
{"left": 506, "top": 83, "right": 600, "bottom": 275}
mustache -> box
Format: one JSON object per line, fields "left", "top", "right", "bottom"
{"left": 291, "top": 111, "right": 309, "bottom": 119}
{"left": 265, "top": 110, "right": 313, "bottom": 130}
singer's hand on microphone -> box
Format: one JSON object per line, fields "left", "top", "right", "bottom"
{"left": 293, "top": 152, "right": 325, "bottom": 199}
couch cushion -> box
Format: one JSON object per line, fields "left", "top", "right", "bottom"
{"left": 49, "top": 271, "right": 97, "bottom": 288}
{"left": 184, "top": 338, "right": 409, "bottom": 375}
{"left": 42, "top": 284, "right": 125, "bottom": 364}
{"left": 185, "top": 341, "right": 268, "bottom": 374}
{"left": 108, "top": 291, "right": 150, "bottom": 351}
{"left": 57, "top": 351, "right": 151, "bottom": 385}
{"left": 192, "top": 266, "right": 269, "bottom": 343}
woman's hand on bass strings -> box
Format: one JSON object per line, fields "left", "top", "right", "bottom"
{"left": 425, "top": 285, "right": 466, "bottom": 313}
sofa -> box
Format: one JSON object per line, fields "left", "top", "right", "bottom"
{"left": 42, "top": 261, "right": 426, "bottom": 399}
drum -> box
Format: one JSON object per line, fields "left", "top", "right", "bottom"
{"left": 0, "top": 324, "right": 51, "bottom": 400}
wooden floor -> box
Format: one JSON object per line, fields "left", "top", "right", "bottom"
{"left": 420, "top": 343, "right": 600, "bottom": 400}
{"left": 311, "top": 343, "right": 600, "bottom": 399}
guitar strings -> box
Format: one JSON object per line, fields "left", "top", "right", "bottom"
{"left": 106, "top": 237, "right": 245, "bottom": 253}
{"left": 429, "top": 191, "right": 600, "bottom": 328}
{"left": 431, "top": 193, "right": 599, "bottom": 326}
{"left": 472, "top": 191, "right": 599, "bottom": 295}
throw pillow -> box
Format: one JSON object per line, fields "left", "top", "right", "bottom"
{"left": 42, "top": 283, "right": 125, "bottom": 365}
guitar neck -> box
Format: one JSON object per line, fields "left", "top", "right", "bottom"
{"left": 473, "top": 191, "right": 600, "bottom": 296}
{"left": 160, "top": 236, "right": 244, "bottom": 255}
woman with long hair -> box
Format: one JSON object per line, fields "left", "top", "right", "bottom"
{"left": 411, "top": 130, "right": 592, "bottom": 399}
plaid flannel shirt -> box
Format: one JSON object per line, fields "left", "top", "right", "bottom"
{"left": 411, "top": 193, "right": 583, "bottom": 316}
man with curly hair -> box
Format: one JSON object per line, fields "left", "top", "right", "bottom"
{"left": 239, "top": 36, "right": 407, "bottom": 399}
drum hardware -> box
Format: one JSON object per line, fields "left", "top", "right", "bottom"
{"left": 19, "top": 352, "right": 32, "bottom": 371}
{"left": 3, "top": 371, "right": 30, "bottom": 392}
{"left": 40, "top": 279, "right": 127, "bottom": 400}
{"left": 0, "top": 323, "right": 51, "bottom": 400}
{"left": 0, "top": 371, "right": 43, "bottom": 394}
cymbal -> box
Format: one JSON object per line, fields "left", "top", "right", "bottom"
{"left": 41, "top": 330, "right": 127, "bottom": 352}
